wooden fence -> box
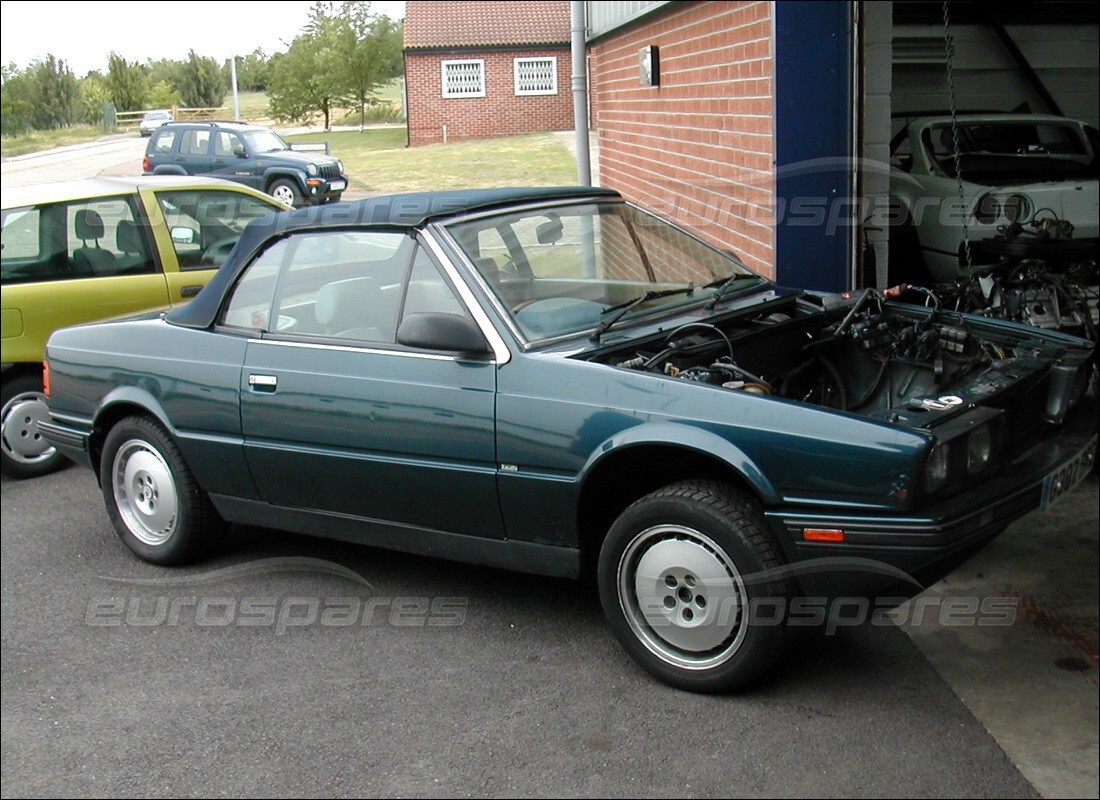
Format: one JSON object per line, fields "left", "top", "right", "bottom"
{"left": 113, "top": 106, "right": 225, "bottom": 131}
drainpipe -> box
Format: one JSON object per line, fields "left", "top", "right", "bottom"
{"left": 571, "top": 0, "right": 592, "bottom": 186}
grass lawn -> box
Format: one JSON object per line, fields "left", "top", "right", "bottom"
{"left": 1, "top": 125, "right": 110, "bottom": 158}
{"left": 285, "top": 128, "right": 578, "bottom": 193}
{"left": 235, "top": 91, "right": 271, "bottom": 122}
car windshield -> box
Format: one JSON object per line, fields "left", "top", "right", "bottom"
{"left": 926, "top": 121, "right": 1097, "bottom": 182}
{"left": 243, "top": 130, "right": 288, "bottom": 154}
{"left": 145, "top": 111, "right": 169, "bottom": 120}
{"left": 444, "top": 201, "right": 764, "bottom": 343}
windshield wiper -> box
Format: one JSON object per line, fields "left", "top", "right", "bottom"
{"left": 592, "top": 285, "right": 695, "bottom": 341}
{"left": 704, "top": 274, "right": 763, "bottom": 309}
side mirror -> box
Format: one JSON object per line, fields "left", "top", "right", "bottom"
{"left": 397, "top": 312, "right": 491, "bottom": 356}
{"left": 171, "top": 226, "right": 198, "bottom": 245}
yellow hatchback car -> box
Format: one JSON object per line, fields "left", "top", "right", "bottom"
{"left": 1, "top": 176, "right": 289, "bottom": 478}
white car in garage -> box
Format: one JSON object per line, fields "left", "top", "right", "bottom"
{"left": 888, "top": 113, "right": 1099, "bottom": 282}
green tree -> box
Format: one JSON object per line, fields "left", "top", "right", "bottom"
{"left": 25, "top": 55, "right": 80, "bottom": 129}
{"left": 77, "top": 73, "right": 111, "bottom": 126}
{"left": 232, "top": 48, "right": 271, "bottom": 92}
{"left": 145, "top": 58, "right": 185, "bottom": 92}
{"left": 331, "top": 2, "right": 403, "bottom": 131}
{"left": 178, "top": 50, "right": 225, "bottom": 108}
{"left": 147, "top": 79, "right": 181, "bottom": 109}
{"left": 106, "top": 52, "right": 147, "bottom": 111}
{"left": 268, "top": 24, "right": 340, "bottom": 129}
{"left": 1, "top": 64, "right": 34, "bottom": 135}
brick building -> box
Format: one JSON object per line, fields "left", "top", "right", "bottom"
{"left": 587, "top": 1, "right": 1098, "bottom": 290}
{"left": 589, "top": 1, "right": 776, "bottom": 278}
{"left": 404, "top": 1, "right": 575, "bottom": 147}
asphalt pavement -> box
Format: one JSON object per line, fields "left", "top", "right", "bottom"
{"left": 1, "top": 464, "right": 1042, "bottom": 798}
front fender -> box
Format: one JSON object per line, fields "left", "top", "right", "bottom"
{"left": 579, "top": 421, "right": 780, "bottom": 504}
{"left": 262, "top": 167, "right": 307, "bottom": 191}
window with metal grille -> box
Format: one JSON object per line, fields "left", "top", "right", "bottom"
{"left": 441, "top": 60, "right": 486, "bottom": 98}
{"left": 514, "top": 57, "right": 557, "bottom": 96}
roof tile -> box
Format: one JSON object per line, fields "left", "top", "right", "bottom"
{"left": 405, "top": 1, "right": 571, "bottom": 48}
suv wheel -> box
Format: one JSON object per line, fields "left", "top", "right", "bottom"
{"left": 269, "top": 179, "right": 303, "bottom": 207}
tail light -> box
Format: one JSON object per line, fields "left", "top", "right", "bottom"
{"left": 142, "top": 154, "right": 150, "bottom": 172}
{"left": 43, "top": 360, "right": 51, "bottom": 397}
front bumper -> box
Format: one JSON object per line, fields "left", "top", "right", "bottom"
{"left": 765, "top": 401, "right": 1097, "bottom": 599}
{"left": 305, "top": 176, "right": 348, "bottom": 203}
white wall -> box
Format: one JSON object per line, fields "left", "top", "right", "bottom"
{"left": 892, "top": 23, "right": 1099, "bottom": 128}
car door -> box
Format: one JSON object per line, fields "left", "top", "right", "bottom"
{"left": 175, "top": 128, "right": 215, "bottom": 176}
{"left": 211, "top": 131, "right": 262, "bottom": 190}
{"left": 1, "top": 193, "right": 172, "bottom": 366}
{"left": 142, "top": 186, "right": 283, "bottom": 302}
{"left": 227, "top": 228, "right": 504, "bottom": 540}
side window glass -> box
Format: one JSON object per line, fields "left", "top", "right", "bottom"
{"left": 155, "top": 189, "right": 276, "bottom": 269}
{"left": 1, "top": 207, "right": 44, "bottom": 284}
{"left": 401, "top": 246, "right": 466, "bottom": 318}
{"left": 152, "top": 129, "right": 176, "bottom": 154}
{"left": 66, "top": 196, "right": 156, "bottom": 278}
{"left": 229, "top": 230, "right": 413, "bottom": 343}
{"left": 181, "top": 129, "right": 210, "bottom": 156}
{"left": 223, "top": 239, "right": 289, "bottom": 330}
{"left": 215, "top": 132, "right": 242, "bottom": 157}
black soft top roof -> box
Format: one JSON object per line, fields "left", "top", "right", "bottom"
{"left": 167, "top": 186, "right": 620, "bottom": 330}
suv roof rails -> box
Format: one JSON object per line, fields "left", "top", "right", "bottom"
{"left": 162, "top": 120, "right": 256, "bottom": 127}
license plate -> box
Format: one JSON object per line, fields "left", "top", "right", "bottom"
{"left": 329, "top": 180, "right": 346, "bottom": 191}
{"left": 1041, "top": 436, "right": 1097, "bottom": 510}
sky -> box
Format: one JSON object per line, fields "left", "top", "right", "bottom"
{"left": 0, "top": 0, "right": 406, "bottom": 75}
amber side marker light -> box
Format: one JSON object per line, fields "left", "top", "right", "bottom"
{"left": 803, "top": 528, "right": 845, "bottom": 543}
{"left": 43, "top": 361, "right": 51, "bottom": 397}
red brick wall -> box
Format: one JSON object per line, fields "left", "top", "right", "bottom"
{"left": 589, "top": 1, "right": 776, "bottom": 277}
{"left": 406, "top": 48, "right": 574, "bottom": 147}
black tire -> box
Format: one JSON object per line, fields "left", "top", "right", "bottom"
{"left": 1, "top": 373, "right": 69, "bottom": 479}
{"left": 598, "top": 480, "right": 792, "bottom": 692}
{"left": 268, "top": 178, "right": 303, "bottom": 208}
{"left": 100, "top": 415, "right": 224, "bottom": 565}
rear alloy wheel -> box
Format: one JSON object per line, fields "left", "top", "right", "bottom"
{"left": 1, "top": 374, "right": 68, "bottom": 479}
{"left": 268, "top": 178, "right": 303, "bottom": 208}
{"left": 598, "top": 481, "right": 792, "bottom": 692}
{"left": 101, "top": 416, "right": 223, "bottom": 564}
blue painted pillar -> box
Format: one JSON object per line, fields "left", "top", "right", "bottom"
{"left": 774, "top": 0, "right": 853, "bottom": 291}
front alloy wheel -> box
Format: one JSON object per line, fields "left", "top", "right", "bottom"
{"left": 618, "top": 525, "right": 750, "bottom": 671}
{"left": 598, "top": 481, "right": 792, "bottom": 692}
{"left": 269, "top": 178, "right": 303, "bottom": 208}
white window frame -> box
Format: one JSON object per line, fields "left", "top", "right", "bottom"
{"left": 441, "top": 59, "right": 486, "bottom": 98}
{"left": 513, "top": 57, "right": 558, "bottom": 96}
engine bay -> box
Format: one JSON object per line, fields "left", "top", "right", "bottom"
{"left": 588, "top": 288, "right": 1094, "bottom": 434}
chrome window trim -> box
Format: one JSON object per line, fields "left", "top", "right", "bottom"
{"left": 419, "top": 228, "right": 513, "bottom": 364}
{"left": 246, "top": 337, "right": 490, "bottom": 364}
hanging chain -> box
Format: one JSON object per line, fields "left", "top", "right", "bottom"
{"left": 943, "top": 0, "right": 973, "bottom": 271}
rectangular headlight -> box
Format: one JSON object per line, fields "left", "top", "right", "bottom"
{"left": 925, "top": 443, "right": 951, "bottom": 493}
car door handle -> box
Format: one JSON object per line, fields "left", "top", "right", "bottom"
{"left": 248, "top": 374, "right": 278, "bottom": 393}
{"left": 180, "top": 285, "right": 202, "bottom": 298}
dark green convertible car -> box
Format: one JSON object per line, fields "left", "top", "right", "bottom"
{"left": 41, "top": 187, "right": 1096, "bottom": 691}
